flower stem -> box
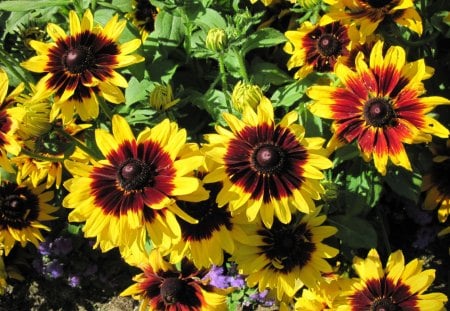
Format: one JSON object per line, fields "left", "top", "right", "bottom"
{"left": 21, "top": 148, "right": 65, "bottom": 163}
{"left": 234, "top": 47, "right": 249, "bottom": 83}
{"left": 55, "top": 127, "right": 100, "bottom": 161}
{"left": 376, "top": 204, "right": 392, "bottom": 256}
{"left": 217, "top": 53, "right": 232, "bottom": 113}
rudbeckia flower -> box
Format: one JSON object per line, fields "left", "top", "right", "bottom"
{"left": 294, "top": 278, "right": 347, "bottom": 311}
{"left": 322, "top": 0, "right": 423, "bottom": 37}
{"left": 63, "top": 115, "right": 205, "bottom": 253}
{"left": 337, "top": 248, "right": 448, "bottom": 311}
{"left": 0, "top": 182, "right": 57, "bottom": 255}
{"left": 127, "top": 0, "right": 159, "bottom": 41}
{"left": 203, "top": 98, "right": 332, "bottom": 228}
{"left": 231, "top": 208, "right": 339, "bottom": 301}
{"left": 284, "top": 20, "right": 356, "bottom": 79}
{"left": 422, "top": 139, "right": 450, "bottom": 223}
{"left": 120, "top": 249, "right": 228, "bottom": 311}
{"left": 21, "top": 10, "right": 144, "bottom": 122}
{"left": 168, "top": 181, "right": 248, "bottom": 269}
{"left": 307, "top": 40, "right": 450, "bottom": 175}
{"left": 0, "top": 69, "right": 24, "bottom": 172}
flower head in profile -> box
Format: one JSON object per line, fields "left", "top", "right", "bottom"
{"left": 120, "top": 249, "right": 228, "bottom": 311}
{"left": 337, "top": 248, "right": 448, "bottom": 311}
{"left": 63, "top": 115, "right": 206, "bottom": 254}
{"left": 307, "top": 40, "right": 450, "bottom": 175}
{"left": 127, "top": 0, "right": 159, "bottom": 41}
{"left": 0, "top": 182, "right": 57, "bottom": 255}
{"left": 21, "top": 9, "right": 144, "bottom": 122}
{"left": 322, "top": 0, "right": 423, "bottom": 37}
{"left": 0, "top": 69, "right": 24, "bottom": 172}
{"left": 284, "top": 21, "right": 356, "bottom": 79}
{"left": 422, "top": 139, "right": 450, "bottom": 224}
{"left": 168, "top": 181, "right": 248, "bottom": 269}
{"left": 149, "top": 83, "right": 180, "bottom": 112}
{"left": 231, "top": 208, "right": 339, "bottom": 301}
{"left": 295, "top": 278, "right": 347, "bottom": 311}
{"left": 203, "top": 98, "right": 332, "bottom": 228}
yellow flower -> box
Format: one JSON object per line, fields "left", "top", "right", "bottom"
{"left": 231, "top": 81, "right": 264, "bottom": 112}
{"left": 149, "top": 83, "right": 180, "bottom": 111}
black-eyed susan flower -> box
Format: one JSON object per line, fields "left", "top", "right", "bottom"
{"left": 21, "top": 10, "right": 144, "bottom": 123}
{"left": 231, "top": 81, "right": 264, "bottom": 112}
{"left": 168, "top": 181, "right": 248, "bottom": 269}
{"left": 0, "top": 69, "right": 24, "bottom": 173}
{"left": 63, "top": 115, "right": 206, "bottom": 254}
{"left": 422, "top": 139, "right": 450, "bottom": 224}
{"left": 203, "top": 98, "right": 332, "bottom": 228}
{"left": 149, "top": 83, "right": 180, "bottom": 112}
{"left": 0, "top": 182, "right": 57, "bottom": 255}
{"left": 127, "top": 0, "right": 159, "bottom": 41}
{"left": 231, "top": 208, "right": 339, "bottom": 301}
{"left": 307, "top": 40, "right": 450, "bottom": 176}
{"left": 284, "top": 20, "right": 357, "bottom": 79}
{"left": 337, "top": 248, "right": 448, "bottom": 311}
{"left": 294, "top": 278, "right": 347, "bottom": 311}
{"left": 322, "top": 0, "right": 423, "bottom": 37}
{"left": 120, "top": 249, "right": 228, "bottom": 311}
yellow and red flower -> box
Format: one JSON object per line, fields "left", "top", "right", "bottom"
{"left": 307, "top": 40, "right": 450, "bottom": 175}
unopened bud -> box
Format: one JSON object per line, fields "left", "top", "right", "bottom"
{"left": 149, "top": 84, "right": 180, "bottom": 111}
{"left": 231, "top": 81, "right": 264, "bottom": 112}
{"left": 298, "top": 0, "right": 320, "bottom": 9}
{"left": 205, "top": 28, "right": 228, "bottom": 53}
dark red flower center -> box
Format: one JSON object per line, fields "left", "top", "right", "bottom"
{"left": 0, "top": 185, "right": 40, "bottom": 230}
{"left": 370, "top": 297, "right": 400, "bottom": 311}
{"left": 317, "top": 34, "right": 340, "bottom": 57}
{"left": 363, "top": 97, "right": 396, "bottom": 127}
{"left": 63, "top": 46, "right": 95, "bottom": 74}
{"left": 366, "top": 0, "right": 392, "bottom": 8}
{"left": 117, "top": 159, "right": 154, "bottom": 191}
{"left": 160, "top": 277, "right": 188, "bottom": 304}
{"left": 252, "top": 144, "right": 286, "bottom": 174}
{"left": 135, "top": 0, "right": 158, "bottom": 32}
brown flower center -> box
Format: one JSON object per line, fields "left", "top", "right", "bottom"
{"left": 160, "top": 277, "right": 188, "bottom": 304}
{"left": 0, "top": 188, "right": 39, "bottom": 230}
{"left": 253, "top": 144, "right": 286, "bottom": 174}
{"left": 363, "top": 97, "right": 396, "bottom": 127}
{"left": 63, "top": 46, "right": 95, "bottom": 74}
{"left": 117, "top": 159, "right": 154, "bottom": 191}
{"left": 366, "top": 0, "right": 392, "bottom": 8}
{"left": 370, "top": 297, "right": 400, "bottom": 311}
{"left": 317, "top": 34, "right": 340, "bottom": 57}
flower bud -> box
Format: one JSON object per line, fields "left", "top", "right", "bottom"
{"left": 297, "top": 0, "right": 320, "bottom": 9}
{"left": 149, "top": 83, "right": 180, "bottom": 111}
{"left": 205, "top": 28, "right": 228, "bottom": 53}
{"left": 231, "top": 81, "right": 264, "bottom": 112}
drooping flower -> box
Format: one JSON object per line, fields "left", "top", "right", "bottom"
{"left": 284, "top": 20, "right": 356, "bottom": 79}
{"left": 127, "top": 0, "right": 159, "bottom": 41}
{"left": 307, "top": 40, "right": 450, "bottom": 175}
{"left": 0, "top": 182, "right": 57, "bottom": 255}
{"left": 120, "top": 249, "right": 228, "bottom": 311}
{"left": 21, "top": 9, "right": 144, "bottom": 122}
{"left": 168, "top": 181, "right": 248, "bottom": 269}
{"left": 231, "top": 208, "right": 339, "bottom": 301}
{"left": 63, "top": 115, "right": 206, "bottom": 254}
{"left": 0, "top": 69, "right": 24, "bottom": 172}
{"left": 203, "top": 97, "right": 332, "bottom": 228}
{"left": 337, "top": 248, "right": 448, "bottom": 311}
{"left": 322, "top": 0, "right": 423, "bottom": 37}
{"left": 422, "top": 139, "right": 450, "bottom": 224}
{"left": 149, "top": 83, "right": 180, "bottom": 112}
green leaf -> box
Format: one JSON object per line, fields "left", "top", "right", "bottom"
{"left": 329, "top": 215, "right": 377, "bottom": 249}
{"left": 111, "top": 0, "right": 132, "bottom": 12}
{"left": 151, "top": 10, "right": 185, "bottom": 47}
{"left": 194, "top": 8, "right": 227, "bottom": 29}
{"left": 0, "top": 0, "right": 70, "bottom": 11}
{"left": 384, "top": 167, "right": 422, "bottom": 203}
{"left": 125, "top": 77, "right": 151, "bottom": 106}
{"left": 241, "top": 28, "right": 287, "bottom": 55}
{"left": 270, "top": 80, "right": 306, "bottom": 108}
{"left": 249, "top": 60, "right": 292, "bottom": 86}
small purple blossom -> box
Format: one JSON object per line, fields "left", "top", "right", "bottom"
{"left": 204, "top": 265, "right": 230, "bottom": 288}
{"left": 38, "top": 241, "right": 52, "bottom": 256}
{"left": 45, "top": 260, "right": 64, "bottom": 279}
{"left": 52, "top": 237, "right": 73, "bottom": 256}
{"left": 68, "top": 275, "right": 81, "bottom": 287}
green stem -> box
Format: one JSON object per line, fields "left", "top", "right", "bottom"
{"left": 217, "top": 53, "right": 233, "bottom": 113}
{"left": 376, "top": 204, "right": 392, "bottom": 255}
{"left": 21, "top": 148, "right": 65, "bottom": 163}
{"left": 55, "top": 127, "right": 100, "bottom": 161}
{"left": 98, "top": 97, "right": 113, "bottom": 121}
{"left": 233, "top": 47, "right": 249, "bottom": 82}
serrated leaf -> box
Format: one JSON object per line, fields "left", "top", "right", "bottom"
{"left": 152, "top": 10, "right": 185, "bottom": 47}
{"left": 241, "top": 28, "right": 287, "bottom": 55}
{"left": 0, "top": 0, "right": 70, "bottom": 11}
{"left": 329, "top": 215, "right": 377, "bottom": 249}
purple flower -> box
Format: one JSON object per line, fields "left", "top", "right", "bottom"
{"left": 68, "top": 275, "right": 81, "bottom": 287}
{"left": 52, "top": 237, "right": 73, "bottom": 256}
{"left": 228, "top": 274, "right": 245, "bottom": 288}
{"left": 204, "top": 265, "right": 230, "bottom": 289}
{"left": 45, "top": 260, "right": 64, "bottom": 279}
{"left": 38, "top": 241, "right": 52, "bottom": 256}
